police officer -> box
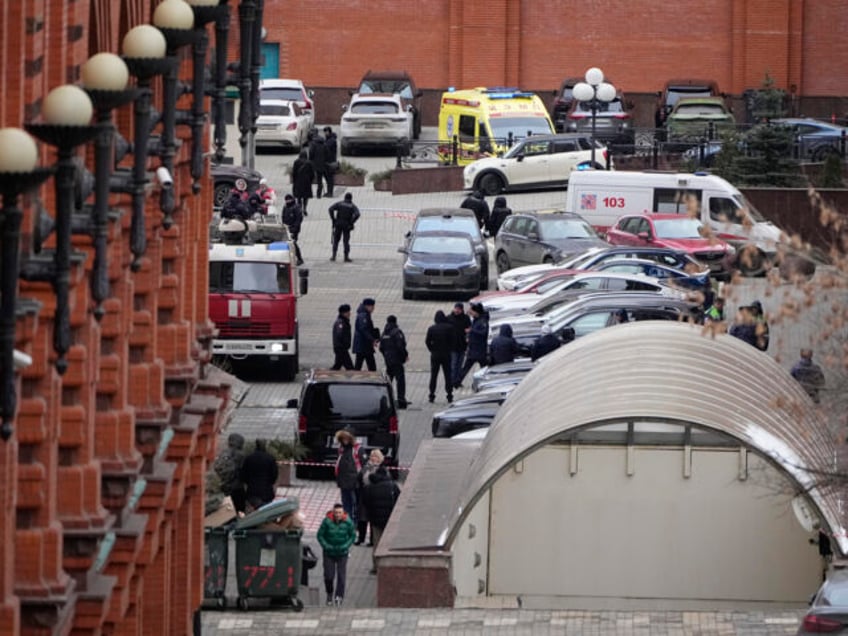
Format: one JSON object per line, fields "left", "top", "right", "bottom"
{"left": 328, "top": 193, "right": 361, "bottom": 262}
{"left": 461, "top": 190, "right": 490, "bottom": 232}
{"left": 331, "top": 304, "right": 353, "bottom": 370}
{"left": 379, "top": 315, "right": 409, "bottom": 408}
{"left": 282, "top": 194, "right": 304, "bottom": 266}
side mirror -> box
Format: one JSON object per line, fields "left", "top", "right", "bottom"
{"left": 286, "top": 398, "right": 298, "bottom": 409}
{"left": 341, "top": 104, "right": 348, "bottom": 112}
{"left": 637, "top": 231, "right": 652, "bottom": 242}
{"left": 307, "top": 89, "right": 315, "bottom": 98}
{"left": 527, "top": 232, "right": 539, "bottom": 241}
{"left": 404, "top": 231, "right": 412, "bottom": 239}
{"left": 516, "top": 154, "right": 524, "bottom": 162}
{"left": 407, "top": 104, "right": 414, "bottom": 112}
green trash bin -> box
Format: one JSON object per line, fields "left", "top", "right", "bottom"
{"left": 232, "top": 497, "right": 304, "bottom": 611}
{"left": 204, "top": 525, "right": 230, "bottom": 608}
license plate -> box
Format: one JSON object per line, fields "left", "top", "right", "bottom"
{"left": 363, "top": 122, "right": 384, "bottom": 128}
{"left": 226, "top": 344, "right": 253, "bottom": 351}
{"left": 329, "top": 436, "right": 368, "bottom": 448}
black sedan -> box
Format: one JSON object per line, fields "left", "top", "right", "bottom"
{"left": 431, "top": 403, "right": 500, "bottom": 438}
{"left": 211, "top": 164, "right": 264, "bottom": 209}
{"left": 400, "top": 231, "right": 481, "bottom": 299}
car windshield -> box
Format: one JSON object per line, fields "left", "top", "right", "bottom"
{"left": 541, "top": 218, "right": 597, "bottom": 239}
{"left": 652, "top": 219, "right": 704, "bottom": 239}
{"left": 733, "top": 194, "right": 766, "bottom": 222}
{"left": 209, "top": 262, "right": 291, "bottom": 293}
{"left": 259, "top": 104, "right": 291, "bottom": 117}
{"left": 536, "top": 276, "right": 574, "bottom": 294}
{"left": 415, "top": 216, "right": 479, "bottom": 237}
{"left": 312, "top": 384, "right": 391, "bottom": 419}
{"left": 674, "top": 103, "right": 727, "bottom": 116}
{"left": 574, "top": 99, "right": 625, "bottom": 114}
{"left": 488, "top": 116, "right": 554, "bottom": 141}
{"left": 351, "top": 101, "right": 399, "bottom": 114}
{"left": 666, "top": 88, "right": 713, "bottom": 107}
{"left": 411, "top": 236, "right": 471, "bottom": 255}
{"left": 359, "top": 80, "right": 413, "bottom": 99}
{"left": 261, "top": 87, "right": 303, "bottom": 102}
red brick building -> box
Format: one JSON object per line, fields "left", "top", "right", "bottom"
{"left": 1, "top": 1, "right": 234, "bottom": 634}
{"left": 259, "top": 0, "right": 848, "bottom": 124}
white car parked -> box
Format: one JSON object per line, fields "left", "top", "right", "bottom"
{"left": 463, "top": 133, "right": 612, "bottom": 196}
{"left": 255, "top": 100, "right": 311, "bottom": 151}
{"left": 340, "top": 93, "right": 413, "bottom": 155}
{"left": 259, "top": 78, "right": 315, "bottom": 129}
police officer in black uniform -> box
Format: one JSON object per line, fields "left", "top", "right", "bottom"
{"left": 328, "top": 193, "right": 361, "bottom": 262}
{"left": 331, "top": 304, "right": 353, "bottom": 370}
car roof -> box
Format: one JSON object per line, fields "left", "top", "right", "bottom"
{"left": 410, "top": 230, "right": 474, "bottom": 243}
{"left": 306, "top": 369, "right": 390, "bottom": 385}
{"left": 509, "top": 209, "right": 581, "bottom": 220}
{"left": 616, "top": 213, "right": 699, "bottom": 222}
{"left": 351, "top": 92, "right": 402, "bottom": 102}
{"left": 559, "top": 291, "right": 692, "bottom": 311}
{"left": 259, "top": 99, "right": 296, "bottom": 107}
{"left": 773, "top": 117, "right": 847, "bottom": 130}
{"left": 673, "top": 96, "right": 727, "bottom": 106}
{"left": 260, "top": 78, "right": 306, "bottom": 88}
{"left": 514, "top": 133, "right": 593, "bottom": 143}
{"left": 360, "top": 70, "right": 414, "bottom": 82}
{"left": 663, "top": 79, "right": 719, "bottom": 89}
{"left": 599, "top": 257, "right": 693, "bottom": 270}
{"left": 417, "top": 208, "right": 476, "bottom": 218}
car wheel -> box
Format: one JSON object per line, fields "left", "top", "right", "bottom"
{"left": 213, "top": 182, "right": 231, "bottom": 208}
{"left": 811, "top": 145, "right": 837, "bottom": 162}
{"left": 496, "top": 251, "right": 511, "bottom": 274}
{"left": 478, "top": 172, "right": 504, "bottom": 196}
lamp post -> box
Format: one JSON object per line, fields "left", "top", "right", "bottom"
{"left": 25, "top": 85, "right": 100, "bottom": 375}
{"left": 81, "top": 52, "right": 138, "bottom": 320}
{"left": 572, "top": 67, "right": 616, "bottom": 167}
{"left": 237, "top": 0, "right": 256, "bottom": 168}
{"left": 0, "top": 128, "right": 53, "bottom": 441}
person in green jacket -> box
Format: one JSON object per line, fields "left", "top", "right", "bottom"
{"left": 317, "top": 503, "right": 357, "bottom": 606}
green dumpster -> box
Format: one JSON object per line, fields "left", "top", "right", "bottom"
{"left": 232, "top": 497, "right": 304, "bottom": 611}
{"left": 203, "top": 525, "right": 230, "bottom": 608}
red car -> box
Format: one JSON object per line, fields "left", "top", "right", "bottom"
{"left": 605, "top": 213, "right": 732, "bottom": 278}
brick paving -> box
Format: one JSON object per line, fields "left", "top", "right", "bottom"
{"left": 200, "top": 140, "right": 826, "bottom": 634}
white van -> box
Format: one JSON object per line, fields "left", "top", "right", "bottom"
{"left": 565, "top": 171, "right": 783, "bottom": 274}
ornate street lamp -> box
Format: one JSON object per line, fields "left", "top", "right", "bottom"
{"left": 81, "top": 52, "right": 137, "bottom": 320}
{"left": 237, "top": 0, "right": 256, "bottom": 168}
{"left": 0, "top": 128, "right": 53, "bottom": 441}
{"left": 25, "top": 85, "right": 100, "bottom": 374}
{"left": 572, "top": 67, "right": 617, "bottom": 167}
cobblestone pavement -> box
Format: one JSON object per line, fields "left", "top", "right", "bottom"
{"left": 201, "top": 138, "right": 830, "bottom": 633}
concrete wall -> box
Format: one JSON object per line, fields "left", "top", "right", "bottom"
{"left": 480, "top": 445, "right": 819, "bottom": 608}
{"left": 452, "top": 489, "right": 490, "bottom": 598}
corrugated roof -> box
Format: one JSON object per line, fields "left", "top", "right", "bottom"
{"left": 444, "top": 321, "right": 846, "bottom": 553}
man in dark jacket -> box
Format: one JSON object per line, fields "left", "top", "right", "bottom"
{"left": 309, "top": 132, "right": 328, "bottom": 198}
{"left": 331, "top": 304, "right": 353, "bottom": 370}
{"left": 489, "top": 323, "right": 519, "bottom": 365}
{"left": 240, "top": 438, "right": 278, "bottom": 509}
{"left": 316, "top": 503, "right": 356, "bottom": 607}
{"left": 360, "top": 466, "right": 400, "bottom": 574}
{"left": 291, "top": 149, "right": 314, "bottom": 215}
{"left": 425, "top": 310, "right": 456, "bottom": 403}
{"left": 456, "top": 302, "right": 489, "bottom": 386}
{"left": 530, "top": 324, "right": 561, "bottom": 361}
{"left": 322, "top": 126, "right": 338, "bottom": 198}
{"left": 213, "top": 432, "right": 247, "bottom": 513}
{"left": 446, "top": 302, "right": 471, "bottom": 389}
{"left": 379, "top": 315, "right": 409, "bottom": 408}
{"left": 352, "top": 298, "right": 378, "bottom": 371}
{"left": 328, "top": 193, "right": 361, "bottom": 262}
{"left": 488, "top": 196, "right": 512, "bottom": 236}
{"left": 461, "top": 190, "right": 490, "bottom": 232}
{"left": 281, "top": 194, "right": 304, "bottom": 265}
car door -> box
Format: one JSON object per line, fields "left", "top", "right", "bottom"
{"left": 522, "top": 218, "right": 546, "bottom": 264}
{"left": 550, "top": 139, "right": 584, "bottom": 185}
{"left": 606, "top": 217, "right": 641, "bottom": 246}
{"left": 506, "top": 139, "right": 552, "bottom": 187}
{"left": 565, "top": 311, "right": 614, "bottom": 338}
{"left": 496, "top": 216, "right": 527, "bottom": 267}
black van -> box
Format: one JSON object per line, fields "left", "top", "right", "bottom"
{"left": 287, "top": 370, "right": 399, "bottom": 479}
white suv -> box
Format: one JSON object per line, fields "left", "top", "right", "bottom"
{"left": 463, "top": 133, "right": 612, "bottom": 196}
{"left": 259, "top": 78, "right": 315, "bottom": 129}
{"left": 339, "top": 93, "right": 413, "bottom": 155}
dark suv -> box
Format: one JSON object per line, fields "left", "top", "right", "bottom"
{"left": 655, "top": 79, "right": 722, "bottom": 128}
{"left": 551, "top": 77, "right": 581, "bottom": 132}
{"left": 287, "top": 369, "right": 399, "bottom": 479}
{"left": 356, "top": 70, "right": 423, "bottom": 139}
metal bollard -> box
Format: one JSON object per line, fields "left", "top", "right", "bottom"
{"left": 452, "top": 135, "right": 458, "bottom": 166}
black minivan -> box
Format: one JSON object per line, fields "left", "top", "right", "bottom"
{"left": 287, "top": 369, "right": 400, "bottom": 479}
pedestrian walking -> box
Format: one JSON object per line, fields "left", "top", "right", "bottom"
{"left": 353, "top": 298, "right": 378, "bottom": 370}
{"left": 379, "top": 315, "right": 410, "bottom": 408}
{"left": 309, "top": 132, "right": 328, "bottom": 198}
{"left": 488, "top": 196, "right": 512, "bottom": 236}
{"left": 316, "top": 503, "right": 356, "bottom": 607}
{"left": 461, "top": 190, "right": 490, "bottom": 232}
{"left": 360, "top": 464, "right": 401, "bottom": 575}
{"left": 455, "top": 302, "right": 489, "bottom": 387}
{"left": 281, "top": 194, "right": 304, "bottom": 265}
{"left": 334, "top": 428, "right": 363, "bottom": 524}
{"left": 426, "top": 310, "right": 456, "bottom": 403}
{"left": 489, "top": 323, "right": 519, "bottom": 365}
{"left": 446, "top": 302, "right": 471, "bottom": 388}
{"left": 328, "top": 193, "right": 360, "bottom": 262}
{"left": 331, "top": 304, "right": 354, "bottom": 370}
{"left": 357, "top": 449, "right": 384, "bottom": 546}
{"left": 530, "top": 324, "right": 561, "bottom": 361}
{"left": 240, "top": 438, "right": 278, "bottom": 510}
{"left": 291, "top": 149, "right": 314, "bottom": 216}
{"left": 790, "top": 348, "right": 826, "bottom": 403}
{"left": 322, "top": 126, "right": 338, "bottom": 197}
{"left": 212, "top": 432, "right": 247, "bottom": 513}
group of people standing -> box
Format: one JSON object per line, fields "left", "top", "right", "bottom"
{"left": 291, "top": 126, "right": 339, "bottom": 212}
{"left": 319, "top": 428, "right": 400, "bottom": 606}
{"left": 460, "top": 190, "right": 513, "bottom": 236}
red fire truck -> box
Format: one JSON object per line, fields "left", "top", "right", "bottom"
{"left": 208, "top": 217, "right": 307, "bottom": 380}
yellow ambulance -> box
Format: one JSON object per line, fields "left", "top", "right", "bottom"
{"left": 438, "top": 87, "right": 555, "bottom": 165}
